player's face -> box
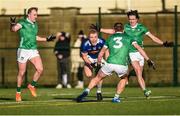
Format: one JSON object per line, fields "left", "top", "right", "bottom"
{"left": 78, "top": 34, "right": 83, "bottom": 38}
{"left": 59, "top": 36, "right": 65, "bottom": 41}
{"left": 128, "top": 15, "right": 138, "bottom": 27}
{"left": 28, "top": 10, "right": 38, "bottom": 22}
{"left": 89, "top": 33, "right": 98, "bottom": 45}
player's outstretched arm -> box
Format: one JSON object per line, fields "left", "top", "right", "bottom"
{"left": 36, "top": 36, "right": 46, "bottom": 41}
{"left": 36, "top": 34, "right": 56, "bottom": 42}
{"left": 90, "top": 24, "right": 115, "bottom": 34}
{"left": 147, "top": 32, "right": 174, "bottom": 47}
{"left": 133, "top": 42, "right": 155, "bottom": 70}
{"left": 46, "top": 34, "right": 56, "bottom": 42}
{"left": 100, "top": 28, "right": 115, "bottom": 34}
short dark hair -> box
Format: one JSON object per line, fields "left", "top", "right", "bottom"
{"left": 127, "top": 10, "right": 139, "bottom": 19}
{"left": 60, "top": 32, "right": 66, "bottom": 37}
{"left": 78, "top": 30, "right": 84, "bottom": 35}
{"left": 89, "top": 29, "right": 98, "bottom": 35}
{"left": 114, "top": 22, "right": 123, "bottom": 32}
{"left": 27, "top": 7, "right": 38, "bottom": 14}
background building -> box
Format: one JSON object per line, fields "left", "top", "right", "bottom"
{"left": 0, "top": 0, "right": 179, "bottom": 15}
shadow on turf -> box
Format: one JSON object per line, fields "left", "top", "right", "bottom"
{"left": 0, "top": 97, "right": 31, "bottom": 102}
{"left": 53, "top": 95, "right": 112, "bottom": 103}
{"left": 0, "top": 97, "right": 14, "bottom": 101}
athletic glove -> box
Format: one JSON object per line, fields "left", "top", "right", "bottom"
{"left": 95, "top": 64, "right": 101, "bottom": 74}
{"left": 90, "top": 62, "right": 97, "bottom": 68}
{"left": 89, "top": 24, "right": 100, "bottom": 32}
{"left": 147, "top": 59, "right": 156, "bottom": 70}
{"left": 163, "top": 41, "right": 174, "bottom": 47}
{"left": 46, "top": 34, "right": 56, "bottom": 42}
{"left": 96, "top": 64, "right": 101, "bottom": 70}
{"left": 10, "top": 17, "right": 16, "bottom": 27}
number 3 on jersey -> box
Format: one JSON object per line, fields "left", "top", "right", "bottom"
{"left": 113, "top": 37, "right": 123, "bottom": 48}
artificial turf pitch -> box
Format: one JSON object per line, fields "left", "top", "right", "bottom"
{"left": 0, "top": 87, "right": 180, "bottom": 115}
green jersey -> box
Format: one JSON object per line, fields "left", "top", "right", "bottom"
{"left": 18, "top": 18, "right": 38, "bottom": 49}
{"left": 124, "top": 23, "right": 149, "bottom": 52}
{"left": 105, "top": 32, "right": 135, "bottom": 66}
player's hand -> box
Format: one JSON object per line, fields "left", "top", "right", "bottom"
{"left": 46, "top": 34, "right": 56, "bottom": 42}
{"left": 147, "top": 59, "right": 156, "bottom": 70}
{"left": 10, "top": 17, "right": 16, "bottom": 27}
{"left": 10, "top": 17, "right": 16, "bottom": 31}
{"left": 96, "top": 63, "right": 101, "bottom": 70}
{"left": 95, "top": 63, "right": 101, "bottom": 74}
{"left": 89, "top": 24, "right": 100, "bottom": 32}
{"left": 90, "top": 62, "right": 97, "bottom": 68}
{"left": 163, "top": 41, "right": 174, "bottom": 47}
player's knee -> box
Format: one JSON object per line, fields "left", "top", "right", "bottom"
{"left": 84, "top": 71, "right": 93, "bottom": 78}
{"left": 86, "top": 75, "right": 93, "bottom": 78}
{"left": 18, "top": 71, "right": 26, "bottom": 77}
{"left": 36, "top": 67, "right": 43, "bottom": 74}
{"left": 93, "top": 78, "right": 100, "bottom": 85}
{"left": 134, "top": 67, "right": 141, "bottom": 74}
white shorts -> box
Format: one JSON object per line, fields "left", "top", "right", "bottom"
{"left": 101, "top": 63, "right": 128, "bottom": 77}
{"left": 129, "top": 52, "right": 144, "bottom": 66}
{"left": 17, "top": 48, "right": 40, "bottom": 63}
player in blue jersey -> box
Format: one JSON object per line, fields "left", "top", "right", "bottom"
{"left": 80, "top": 29, "right": 106, "bottom": 101}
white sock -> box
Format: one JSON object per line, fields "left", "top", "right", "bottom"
{"left": 78, "top": 81, "right": 84, "bottom": 86}
{"left": 85, "top": 88, "right": 90, "bottom": 94}
{"left": 62, "top": 74, "right": 67, "bottom": 86}
{"left": 96, "top": 83, "right": 102, "bottom": 93}
{"left": 114, "top": 94, "right": 120, "bottom": 99}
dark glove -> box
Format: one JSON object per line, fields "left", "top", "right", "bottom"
{"left": 147, "top": 59, "right": 156, "bottom": 70}
{"left": 96, "top": 64, "right": 101, "bottom": 70}
{"left": 95, "top": 64, "right": 101, "bottom": 74}
{"left": 90, "top": 62, "right": 97, "bottom": 68}
{"left": 10, "top": 17, "right": 16, "bottom": 27}
{"left": 163, "top": 41, "right": 174, "bottom": 47}
{"left": 89, "top": 23, "right": 100, "bottom": 32}
{"left": 47, "top": 34, "right": 56, "bottom": 42}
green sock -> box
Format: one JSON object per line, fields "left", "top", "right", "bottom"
{"left": 16, "top": 87, "right": 21, "bottom": 93}
{"left": 31, "top": 81, "right": 37, "bottom": 87}
{"left": 143, "top": 89, "right": 147, "bottom": 93}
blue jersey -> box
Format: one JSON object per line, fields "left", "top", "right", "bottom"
{"left": 81, "top": 38, "right": 105, "bottom": 59}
